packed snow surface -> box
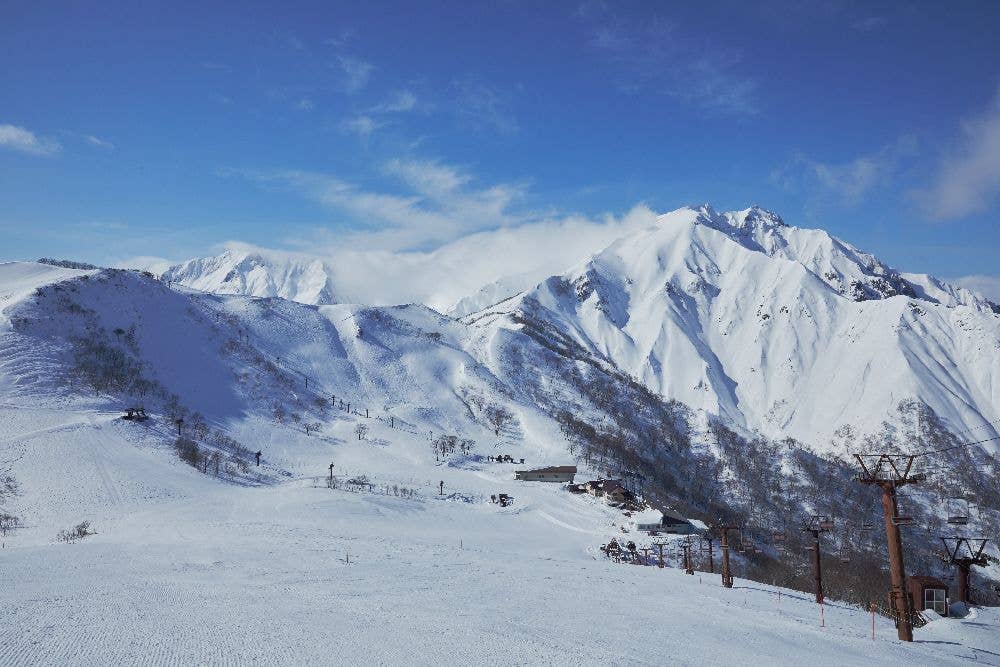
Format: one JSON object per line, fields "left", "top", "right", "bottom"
{"left": 3, "top": 400, "right": 999, "bottom": 665}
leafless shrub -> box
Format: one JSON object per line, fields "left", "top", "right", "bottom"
{"left": 0, "top": 474, "right": 19, "bottom": 502}
{"left": 57, "top": 521, "right": 94, "bottom": 543}
{"left": 174, "top": 437, "right": 200, "bottom": 468}
{"left": 0, "top": 513, "right": 21, "bottom": 535}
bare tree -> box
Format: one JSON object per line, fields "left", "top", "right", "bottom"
{"left": 304, "top": 422, "right": 322, "bottom": 436}
{"left": 355, "top": 423, "right": 368, "bottom": 440}
{"left": 484, "top": 404, "right": 514, "bottom": 436}
{"left": 0, "top": 513, "right": 21, "bottom": 536}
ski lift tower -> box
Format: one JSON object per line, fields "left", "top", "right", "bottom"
{"left": 802, "top": 515, "right": 834, "bottom": 604}
{"left": 940, "top": 537, "right": 990, "bottom": 605}
{"left": 852, "top": 453, "right": 924, "bottom": 642}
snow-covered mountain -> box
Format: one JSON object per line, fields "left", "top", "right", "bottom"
{"left": 4, "top": 204, "right": 1000, "bottom": 661}
{"left": 161, "top": 248, "right": 340, "bottom": 304}
{"left": 462, "top": 204, "right": 1000, "bottom": 450}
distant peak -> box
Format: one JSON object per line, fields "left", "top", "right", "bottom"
{"left": 738, "top": 205, "right": 786, "bottom": 230}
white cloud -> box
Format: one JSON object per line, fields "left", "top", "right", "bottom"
{"left": 295, "top": 98, "right": 315, "bottom": 111}
{"left": 452, "top": 78, "right": 519, "bottom": 134}
{"left": 85, "top": 134, "right": 114, "bottom": 149}
{"left": 953, "top": 275, "right": 1000, "bottom": 303}
{"left": 0, "top": 124, "right": 61, "bottom": 156}
{"left": 336, "top": 55, "right": 374, "bottom": 94}
{"left": 340, "top": 115, "right": 384, "bottom": 139}
{"left": 225, "top": 158, "right": 531, "bottom": 251}
{"left": 579, "top": 16, "right": 758, "bottom": 115}
{"left": 213, "top": 204, "right": 656, "bottom": 310}
{"left": 370, "top": 90, "right": 418, "bottom": 113}
{"left": 916, "top": 86, "right": 1000, "bottom": 221}
{"left": 382, "top": 158, "right": 472, "bottom": 197}
{"left": 220, "top": 155, "right": 665, "bottom": 308}
{"left": 324, "top": 29, "right": 355, "bottom": 49}
{"left": 773, "top": 135, "right": 918, "bottom": 204}
{"left": 114, "top": 255, "right": 175, "bottom": 275}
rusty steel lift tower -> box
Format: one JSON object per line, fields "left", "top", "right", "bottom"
{"left": 853, "top": 453, "right": 923, "bottom": 642}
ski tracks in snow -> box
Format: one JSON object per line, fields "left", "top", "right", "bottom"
{"left": 84, "top": 415, "right": 123, "bottom": 507}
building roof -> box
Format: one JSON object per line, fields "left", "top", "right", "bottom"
{"left": 519, "top": 466, "right": 577, "bottom": 474}
{"left": 632, "top": 508, "right": 663, "bottom": 525}
{"left": 659, "top": 509, "right": 691, "bottom": 524}
{"left": 909, "top": 575, "right": 948, "bottom": 587}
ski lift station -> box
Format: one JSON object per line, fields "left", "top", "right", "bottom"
{"left": 636, "top": 509, "right": 707, "bottom": 535}
{"left": 514, "top": 465, "right": 577, "bottom": 483}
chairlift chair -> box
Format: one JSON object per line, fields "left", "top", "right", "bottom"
{"left": 946, "top": 498, "right": 970, "bottom": 526}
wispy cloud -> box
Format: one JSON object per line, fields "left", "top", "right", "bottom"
{"left": 0, "top": 124, "right": 61, "bottom": 156}
{"left": 222, "top": 158, "right": 528, "bottom": 250}
{"left": 324, "top": 29, "right": 355, "bottom": 49}
{"left": 579, "top": 14, "right": 759, "bottom": 115}
{"left": 85, "top": 134, "right": 114, "bottom": 150}
{"left": 210, "top": 204, "right": 657, "bottom": 310}
{"left": 452, "top": 78, "right": 519, "bottom": 134}
{"left": 914, "top": 86, "right": 1000, "bottom": 221}
{"left": 336, "top": 55, "right": 374, "bottom": 94}
{"left": 114, "top": 255, "right": 175, "bottom": 275}
{"left": 772, "top": 135, "right": 918, "bottom": 204}
{"left": 340, "top": 115, "right": 384, "bottom": 139}
{"left": 370, "top": 90, "right": 418, "bottom": 114}
{"left": 295, "top": 98, "right": 315, "bottom": 111}
{"left": 953, "top": 275, "right": 1000, "bottom": 302}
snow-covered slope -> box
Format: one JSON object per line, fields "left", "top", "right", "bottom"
{"left": 162, "top": 248, "right": 340, "bottom": 305}
{"left": 2, "top": 259, "right": 999, "bottom": 663}
{"left": 462, "top": 205, "right": 1000, "bottom": 450}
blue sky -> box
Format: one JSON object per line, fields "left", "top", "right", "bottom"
{"left": 3, "top": 1, "right": 1000, "bottom": 296}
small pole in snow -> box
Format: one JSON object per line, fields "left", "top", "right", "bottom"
{"left": 329, "top": 463, "right": 334, "bottom": 482}
{"left": 346, "top": 550, "right": 350, "bottom": 564}
{"left": 439, "top": 480, "right": 444, "bottom": 495}
{"left": 390, "top": 416, "right": 394, "bottom": 428}
{"left": 870, "top": 602, "right": 875, "bottom": 639}
{"left": 255, "top": 451, "right": 262, "bottom": 466}
{"left": 365, "top": 408, "right": 369, "bottom": 418}
{"left": 175, "top": 417, "right": 184, "bottom": 436}
{"left": 820, "top": 600, "right": 825, "bottom": 627}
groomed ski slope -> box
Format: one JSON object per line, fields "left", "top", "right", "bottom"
{"left": 3, "top": 399, "right": 999, "bottom": 666}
